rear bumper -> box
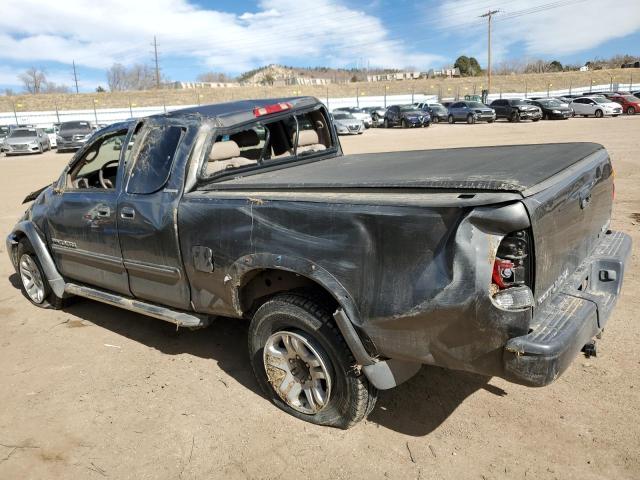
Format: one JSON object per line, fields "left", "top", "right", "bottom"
{"left": 503, "top": 230, "right": 631, "bottom": 386}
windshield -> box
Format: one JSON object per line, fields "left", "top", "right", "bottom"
{"left": 0, "top": 126, "right": 10, "bottom": 136}
{"left": 60, "top": 121, "right": 91, "bottom": 132}
{"left": 400, "top": 105, "right": 420, "bottom": 112}
{"left": 333, "top": 113, "right": 354, "bottom": 120}
{"left": 9, "top": 129, "right": 37, "bottom": 138}
{"left": 622, "top": 95, "right": 639, "bottom": 102}
{"left": 467, "top": 102, "right": 486, "bottom": 109}
{"left": 430, "top": 103, "right": 446, "bottom": 109}
{"left": 593, "top": 97, "right": 610, "bottom": 104}
{"left": 509, "top": 100, "right": 527, "bottom": 106}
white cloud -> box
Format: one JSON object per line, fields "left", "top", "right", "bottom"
{"left": 435, "top": 0, "right": 640, "bottom": 62}
{"left": 0, "top": 0, "right": 443, "bottom": 75}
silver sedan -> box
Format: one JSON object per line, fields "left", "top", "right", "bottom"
{"left": 2, "top": 127, "right": 51, "bottom": 155}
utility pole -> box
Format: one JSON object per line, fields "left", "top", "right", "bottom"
{"left": 152, "top": 36, "right": 161, "bottom": 89}
{"left": 72, "top": 60, "right": 79, "bottom": 94}
{"left": 480, "top": 9, "right": 499, "bottom": 94}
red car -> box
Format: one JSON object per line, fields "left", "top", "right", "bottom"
{"left": 608, "top": 94, "right": 640, "bottom": 115}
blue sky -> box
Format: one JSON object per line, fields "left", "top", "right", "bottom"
{"left": 1, "top": 0, "right": 639, "bottom": 92}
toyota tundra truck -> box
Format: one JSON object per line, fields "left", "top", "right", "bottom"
{"left": 7, "top": 97, "right": 631, "bottom": 428}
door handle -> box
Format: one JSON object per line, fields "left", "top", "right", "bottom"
{"left": 96, "top": 206, "right": 111, "bottom": 217}
{"left": 120, "top": 207, "right": 136, "bottom": 219}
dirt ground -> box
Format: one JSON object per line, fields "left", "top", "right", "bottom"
{"left": 0, "top": 116, "right": 638, "bottom": 480}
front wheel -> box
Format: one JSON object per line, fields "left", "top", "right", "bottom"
{"left": 594, "top": 109, "right": 603, "bottom": 118}
{"left": 17, "top": 239, "right": 64, "bottom": 309}
{"left": 383, "top": 118, "right": 389, "bottom": 128}
{"left": 466, "top": 114, "right": 475, "bottom": 124}
{"left": 510, "top": 111, "right": 519, "bottom": 122}
{"left": 401, "top": 119, "right": 408, "bottom": 128}
{"left": 248, "top": 292, "right": 377, "bottom": 429}
{"left": 627, "top": 107, "right": 636, "bottom": 115}
{"left": 432, "top": 116, "right": 439, "bottom": 124}
{"left": 532, "top": 118, "right": 540, "bottom": 122}
{"left": 447, "top": 114, "right": 455, "bottom": 124}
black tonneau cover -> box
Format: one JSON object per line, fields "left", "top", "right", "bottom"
{"left": 211, "top": 142, "right": 603, "bottom": 193}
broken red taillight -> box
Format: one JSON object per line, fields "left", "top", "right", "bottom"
{"left": 491, "top": 230, "right": 534, "bottom": 310}
{"left": 253, "top": 102, "right": 293, "bottom": 117}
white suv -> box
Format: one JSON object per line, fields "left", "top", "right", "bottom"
{"left": 570, "top": 96, "right": 622, "bottom": 118}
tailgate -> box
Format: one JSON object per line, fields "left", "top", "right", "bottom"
{"left": 522, "top": 147, "right": 614, "bottom": 309}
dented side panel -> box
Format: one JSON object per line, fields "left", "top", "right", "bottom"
{"left": 178, "top": 193, "right": 532, "bottom": 378}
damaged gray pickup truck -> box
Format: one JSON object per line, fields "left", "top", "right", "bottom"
{"left": 7, "top": 97, "right": 631, "bottom": 428}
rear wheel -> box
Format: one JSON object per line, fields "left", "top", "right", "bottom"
{"left": 543, "top": 113, "right": 549, "bottom": 120}
{"left": 447, "top": 114, "right": 454, "bottom": 124}
{"left": 627, "top": 107, "right": 636, "bottom": 115}
{"left": 17, "top": 239, "right": 64, "bottom": 309}
{"left": 248, "top": 292, "right": 377, "bottom": 429}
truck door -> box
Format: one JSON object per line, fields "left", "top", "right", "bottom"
{"left": 117, "top": 120, "right": 193, "bottom": 310}
{"left": 46, "top": 124, "right": 132, "bottom": 295}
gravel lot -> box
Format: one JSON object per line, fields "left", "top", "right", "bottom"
{"left": 0, "top": 116, "right": 638, "bottom": 479}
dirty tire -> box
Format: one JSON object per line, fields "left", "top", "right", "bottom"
{"left": 248, "top": 292, "right": 377, "bottom": 429}
{"left": 17, "top": 239, "right": 64, "bottom": 309}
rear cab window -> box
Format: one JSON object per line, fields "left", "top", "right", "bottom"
{"left": 201, "top": 106, "right": 334, "bottom": 180}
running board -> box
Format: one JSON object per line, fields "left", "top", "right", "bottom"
{"left": 64, "top": 283, "right": 210, "bottom": 329}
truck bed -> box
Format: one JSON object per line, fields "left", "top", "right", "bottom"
{"left": 205, "top": 142, "right": 604, "bottom": 194}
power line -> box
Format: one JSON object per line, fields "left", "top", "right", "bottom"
{"left": 72, "top": 60, "right": 79, "bottom": 94}
{"left": 479, "top": 9, "right": 500, "bottom": 93}
{"left": 152, "top": 36, "right": 161, "bottom": 89}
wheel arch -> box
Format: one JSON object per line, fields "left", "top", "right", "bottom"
{"left": 229, "top": 253, "right": 376, "bottom": 365}
{"left": 9, "top": 221, "right": 65, "bottom": 297}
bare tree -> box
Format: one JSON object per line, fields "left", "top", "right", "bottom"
{"left": 43, "top": 82, "right": 71, "bottom": 93}
{"left": 197, "top": 71, "right": 229, "bottom": 83}
{"left": 107, "top": 63, "right": 127, "bottom": 91}
{"left": 19, "top": 67, "right": 47, "bottom": 94}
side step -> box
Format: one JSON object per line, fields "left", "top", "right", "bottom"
{"left": 64, "top": 283, "right": 210, "bottom": 329}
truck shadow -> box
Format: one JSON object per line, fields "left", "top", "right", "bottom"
{"left": 10, "top": 275, "right": 505, "bottom": 436}
{"left": 367, "top": 366, "right": 505, "bottom": 436}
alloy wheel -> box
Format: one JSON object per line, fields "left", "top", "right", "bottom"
{"left": 263, "top": 330, "right": 332, "bottom": 414}
{"left": 19, "top": 254, "right": 45, "bottom": 304}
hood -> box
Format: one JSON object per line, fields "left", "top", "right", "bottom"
{"left": 334, "top": 119, "right": 361, "bottom": 127}
{"left": 209, "top": 143, "right": 604, "bottom": 194}
{"left": 402, "top": 110, "right": 425, "bottom": 116}
{"left": 4, "top": 135, "right": 38, "bottom": 145}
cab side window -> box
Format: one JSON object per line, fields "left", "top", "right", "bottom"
{"left": 127, "top": 125, "right": 184, "bottom": 194}
{"left": 68, "top": 128, "right": 128, "bottom": 190}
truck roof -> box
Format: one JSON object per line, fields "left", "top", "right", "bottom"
{"left": 163, "top": 96, "right": 321, "bottom": 127}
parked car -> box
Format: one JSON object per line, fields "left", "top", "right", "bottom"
{"left": 0, "top": 125, "right": 11, "bottom": 151}
{"left": 360, "top": 107, "right": 386, "bottom": 127}
{"left": 383, "top": 104, "right": 431, "bottom": 128}
{"left": 570, "top": 96, "right": 622, "bottom": 118}
{"left": 56, "top": 121, "right": 94, "bottom": 152}
{"left": 331, "top": 112, "right": 364, "bottom": 135}
{"left": 2, "top": 127, "right": 50, "bottom": 155}
{"left": 7, "top": 97, "right": 631, "bottom": 429}
{"left": 414, "top": 102, "right": 449, "bottom": 123}
{"left": 528, "top": 98, "right": 573, "bottom": 120}
{"left": 607, "top": 94, "right": 640, "bottom": 115}
{"left": 447, "top": 101, "right": 496, "bottom": 124}
{"left": 44, "top": 126, "right": 58, "bottom": 148}
{"left": 490, "top": 99, "right": 542, "bottom": 122}
{"left": 332, "top": 108, "right": 372, "bottom": 128}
